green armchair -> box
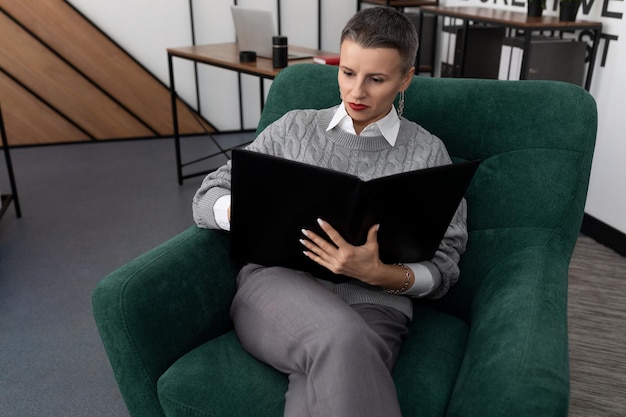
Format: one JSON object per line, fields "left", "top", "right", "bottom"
{"left": 93, "top": 64, "right": 597, "bottom": 417}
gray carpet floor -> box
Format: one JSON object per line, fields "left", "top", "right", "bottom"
{"left": 568, "top": 236, "right": 626, "bottom": 417}
{"left": 0, "top": 135, "right": 234, "bottom": 417}
{"left": 0, "top": 137, "right": 624, "bottom": 416}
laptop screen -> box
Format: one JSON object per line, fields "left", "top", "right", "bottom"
{"left": 230, "top": 6, "right": 277, "bottom": 58}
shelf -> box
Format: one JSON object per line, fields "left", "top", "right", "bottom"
{"left": 420, "top": 6, "right": 602, "bottom": 30}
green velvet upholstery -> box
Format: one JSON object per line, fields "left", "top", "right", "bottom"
{"left": 93, "top": 64, "right": 597, "bottom": 417}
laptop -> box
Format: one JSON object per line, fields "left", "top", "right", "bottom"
{"left": 230, "top": 149, "right": 480, "bottom": 281}
{"left": 230, "top": 6, "right": 313, "bottom": 60}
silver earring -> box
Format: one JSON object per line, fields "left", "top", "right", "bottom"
{"left": 397, "top": 91, "right": 405, "bottom": 119}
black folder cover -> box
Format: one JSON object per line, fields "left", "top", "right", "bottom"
{"left": 230, "top": 149, "right": 480, "bottom": 279}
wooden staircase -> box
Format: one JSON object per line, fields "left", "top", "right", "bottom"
{"left": 0, "top": 0, "right": 213, "bottom": 146}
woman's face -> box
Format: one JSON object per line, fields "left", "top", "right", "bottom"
{"left": 338, "top": 39, "right": 414, "bottom": 134}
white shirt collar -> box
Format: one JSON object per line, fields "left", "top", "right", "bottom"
{"left": 326, "top": 102, "right": 401, "bottom": 146}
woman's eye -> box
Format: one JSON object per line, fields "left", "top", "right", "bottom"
{"left": 343, "top": 71, "right": 354, "bottom": 77}
{"left": 371, "top": 77, "right": 383, "bottom": 83}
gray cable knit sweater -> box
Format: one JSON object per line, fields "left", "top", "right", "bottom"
{"left": 192, "top": 106, "right": 467, "bottom": 319}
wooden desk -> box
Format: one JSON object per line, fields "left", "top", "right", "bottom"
{"left": 420, "top": 6, "right": 602, "bottom": 89}
{"left": 167, "top": 43, "right": 331, "bottom": 184}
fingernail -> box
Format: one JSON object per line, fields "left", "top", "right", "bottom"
{"left": 301, "top": 229, "right": 309, "bottom": 237}
{"left": 317, "top": 218, "right": 324, "bottom": 226}
{"left": 299, "top": 239, "right": 306, "bottom": 246}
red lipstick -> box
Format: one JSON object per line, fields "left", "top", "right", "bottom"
{"left": 349, "top": 102, "right": 369, "bottom": 111}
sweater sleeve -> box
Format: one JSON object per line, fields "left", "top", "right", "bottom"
{"left": 423, "top": 142, "right": 468, "bottom": 299}
{"left": 427, "top": 198, "right": 467, "bottom": 299}
{"left": 191, "top": 111, "right": 296, "bottom": 229}
{"left": 192, "top": 166, "right": 233, "bottom": 230}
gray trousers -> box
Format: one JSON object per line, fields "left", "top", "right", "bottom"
{"left": 230, "top": 264, "right": 409, "bottom": 417}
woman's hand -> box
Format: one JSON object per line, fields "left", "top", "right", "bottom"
{"left": 300, "top": 219, "right": 385, "bottom": 286}
{"left": 300, "top": 219, "right": 415, "bottom": 292}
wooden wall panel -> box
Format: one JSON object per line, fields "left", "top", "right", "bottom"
{"left": 1, "top": 12, "right": 155, "bottom": 139}
{"left": 0, "top": 0, "right": 214, "bottom": 146}
{"left": 0, "top": 72, "right": 89, "bottom": 145}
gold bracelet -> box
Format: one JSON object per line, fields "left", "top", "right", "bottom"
{"left": 384, "top": 263, "right": 412, "bottom": 294}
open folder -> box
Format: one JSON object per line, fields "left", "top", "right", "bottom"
{"left": 230, "top": 149, "right": 480, "bottom": 280}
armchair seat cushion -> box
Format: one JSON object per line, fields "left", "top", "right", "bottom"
{"left": 157, "top": 306, "right": 469, "bottom": 417}
{"left": 157, "top": 331, "right": 287, "bottom": 417}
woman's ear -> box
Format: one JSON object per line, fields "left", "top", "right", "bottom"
{"left": 401, "top": 66, "right": 415, "bottom": 91}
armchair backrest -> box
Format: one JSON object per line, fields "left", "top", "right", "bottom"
{"left": 257, "top": 64, "right": 597, "bottom": 319}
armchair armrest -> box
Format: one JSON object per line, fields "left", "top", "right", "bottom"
{"left": 92, "top": 227, "right": 239, "bottom": 417}
{"left": 448, "top": 244, "right": 570, "bottom": 417}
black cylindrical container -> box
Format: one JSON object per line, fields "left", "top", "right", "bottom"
{"left": 272, "top": 36, "right": 288, "bottom": 68}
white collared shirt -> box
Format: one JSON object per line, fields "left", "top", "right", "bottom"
{"left": 326, "top": 102, "right": 400, "bottom": 145}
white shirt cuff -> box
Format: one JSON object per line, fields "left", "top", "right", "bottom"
{"left": 213, "top": 194, "right": 231, "bottom": 231}
{"left": 402, "top": 262, "right": 435, "bottom": 297}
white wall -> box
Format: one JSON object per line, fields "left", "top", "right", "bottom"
{"left": 69, "top": 0, "right": 625, "bottom": 234}
{"left": 584, "top": 7, "right": 626, "bottom": 235}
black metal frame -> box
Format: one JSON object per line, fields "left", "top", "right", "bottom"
{"left": 168, "top": 51, "right": 271, "bottom": 185}
{"left": 0, "top": 104, "right": 21, "bottom": 219}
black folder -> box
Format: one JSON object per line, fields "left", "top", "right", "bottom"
{"left": 230, "top": 148, "right": 480, "bottom": 280}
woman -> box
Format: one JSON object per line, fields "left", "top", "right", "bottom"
{"left": 193, "top": 7, "right": 467, "bottom": 417}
